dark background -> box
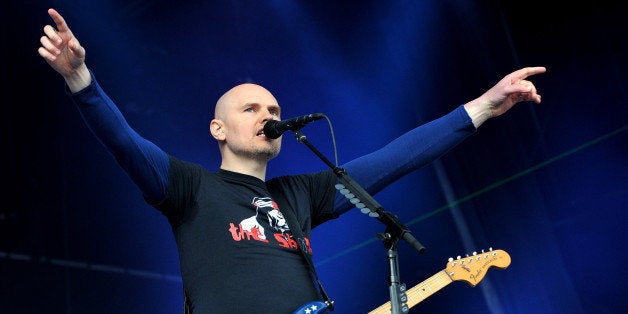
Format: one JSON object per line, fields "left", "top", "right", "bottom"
{"left": 2, "top": 0, "right": 626, "bottom": 313}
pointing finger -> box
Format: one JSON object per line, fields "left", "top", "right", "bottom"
{"left": 513, "top": 66, "right": 547, "bottom": 81}
{"left": 48, "top": 8, "right": 71, "bottom": 34}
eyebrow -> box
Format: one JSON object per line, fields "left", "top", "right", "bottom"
{"left": 242, "top": 102, "right": 281, "bottom": 111}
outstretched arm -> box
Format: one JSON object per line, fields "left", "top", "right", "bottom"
{"left": 38, "top": 8, "right": 170, "bottom": 202}
{"left": 333, "top": 67, "right": 546, "bottom": 215}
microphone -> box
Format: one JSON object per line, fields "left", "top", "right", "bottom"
{"left": 263, "top": 113, "right": 325, "bottom": 139}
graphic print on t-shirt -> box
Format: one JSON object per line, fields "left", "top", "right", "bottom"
{"left": 228, "top": 196, "right": 289, "bottom": 242}
{"left": 227, "top": 196, "right": 314, "bottom": 254}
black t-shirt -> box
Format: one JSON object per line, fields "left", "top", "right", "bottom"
{"left": 153, "top": 156, "right": 338, "bottom": 313}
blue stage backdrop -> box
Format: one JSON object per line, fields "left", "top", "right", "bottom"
{"left": 2, "top": 1, "right": 626, "bottom": 313}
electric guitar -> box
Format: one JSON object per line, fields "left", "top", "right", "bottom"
{"left": 368, "top": 248, "right": 511, "bottom": 314}
{"left": 294, "top": 248, "right": 511, "bottom": 314}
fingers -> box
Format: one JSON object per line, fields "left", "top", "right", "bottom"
{"left": 514, "top": 92, "right": 542, "bottom": 104}
{"left": 505, "top": 66, "right": 546, "bottom": 103}
{"left": 68, "top": 39, "right": 86, "bottom": 59}
{"left": 40, "top": 25, "right": 61, "bottom": 61}
{"left": 503, "top": 78, "right": 532, "bottom": 94}
{"left": 39, "top": 37, "right": 58, "bottom": 61}
{"left": 48, "top": 8, "right": 70, "bottom": 33}
{"left": 43, "top": 24, "right": 62, "bottom": 45}
{"left": 40, "top": 31, "right": 60, "bottom": 52}
{"left": 512, "top": 80, "right": 542, "bottom": 104}
{"left": 501, "top": 78, "right": 541, "bottom": 104}
{"left": 525, "top": 83, "right": 542, "bottom": 103}
{"left": 40, "top": 23, "right": 64, "bottom": 61}
{"left": 37, "top": 46, "right": 56, "bottom": 61}
{"left": 512, "top": 66, "right": 547, "bottom": 80}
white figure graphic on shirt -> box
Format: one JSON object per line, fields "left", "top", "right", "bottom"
{"left": 239, "top": 197, "right": 289, "bottom": 240}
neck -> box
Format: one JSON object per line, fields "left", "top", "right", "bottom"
{"left": 220, "top": 157, "right": 268, "bottom": 181}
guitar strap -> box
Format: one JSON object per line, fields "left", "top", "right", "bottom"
{"left": 183, "top": 289, "right": 190, "bottom": 314}
{"left": 280, "top": 202, "right": 335, "bottom": 311}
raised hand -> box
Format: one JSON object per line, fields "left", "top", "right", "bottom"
{"left": 464, "top": 66, "right": 547, "bottom": 127}
{"left": 38, "top": 8, "right": 90, "bottom": 92}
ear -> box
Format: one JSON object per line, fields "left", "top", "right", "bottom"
{"left": 210, "top": 119, "right": 225, "bottom": 141}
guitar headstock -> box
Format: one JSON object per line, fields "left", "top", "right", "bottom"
{"left": 445, "top": 248, "right": 511, "bottom": 286}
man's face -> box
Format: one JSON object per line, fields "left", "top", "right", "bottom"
{"left": 212, "top": 84, "right": 282, "bottom": 161}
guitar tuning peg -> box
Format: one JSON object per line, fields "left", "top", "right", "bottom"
{"left": 473, "top": 251, "right": 477, "bottom": 255}
{"left": 481, "top": 249, "right": 485, "bottom": 253}
{"left": 489, "top": 247, "right": 493, "bottom": 251}
{"left": 448, "top": 257, "right": 453, "bottom": 262}
{"left": 456, "top": 255, "right": 461, "bottom": 260}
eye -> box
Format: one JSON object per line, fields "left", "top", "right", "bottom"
{"left": 244, "top": 107, "right": 255, "bottom": 113}
{"left": 270, "top": 109, "right": 279, "bottom": 116}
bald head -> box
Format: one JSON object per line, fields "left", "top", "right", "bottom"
{"left": 215, "top": 83, "right": 278, "bottom": 120}
{"left": 209, "top": 83, "right": 282, "bottom": 179}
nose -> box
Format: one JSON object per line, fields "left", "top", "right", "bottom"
{"left": 261, "top": 109, "right": 278, "bottom": 123}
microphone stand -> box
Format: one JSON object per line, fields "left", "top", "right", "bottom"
{"left": 292, "top": 130, "right": 426, "bottom": 314}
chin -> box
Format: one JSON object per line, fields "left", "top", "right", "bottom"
{"left": 254, "top": 147, "right": 280, "bottom": 161}
{"left": 266, "top": 148, "right": 281, "bottom": 160}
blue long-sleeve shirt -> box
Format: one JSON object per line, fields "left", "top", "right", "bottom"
{"left": 69, "top": 72, "right": 476, "bottom": 217}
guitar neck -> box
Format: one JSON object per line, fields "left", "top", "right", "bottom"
{"left": 368, "top": 270, "right": 452, "bottom": 314}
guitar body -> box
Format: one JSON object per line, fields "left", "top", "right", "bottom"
{"left": 293, "top": 300, "right": 330, "bottom": 314}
